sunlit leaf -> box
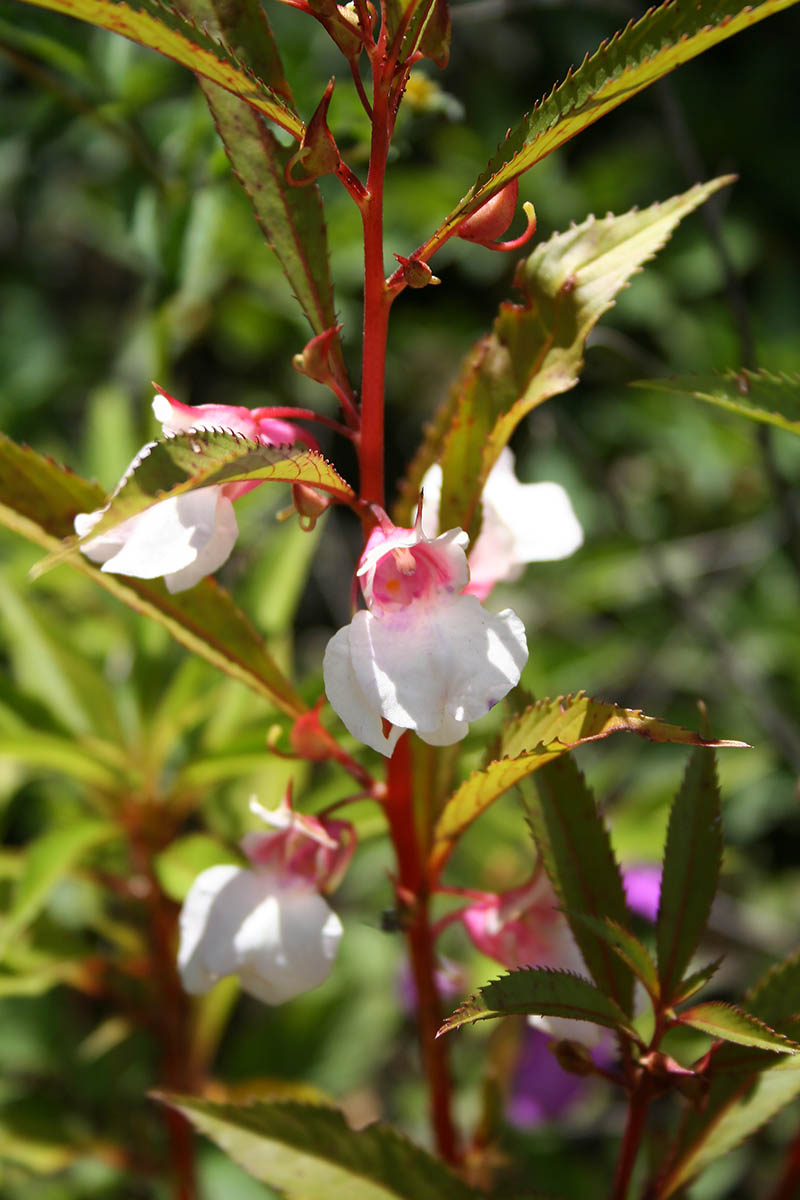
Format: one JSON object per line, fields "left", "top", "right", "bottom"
{"left": 157, "top": 1097, "right": 484, "bottom": 1199}
{"left": 16, "top": 0, "right": 304, "bottom": 139}
{"left": 73, "top": 430, "right": 354, "bottom": 542}
{"left": 526, "top": 756, "right": 634, "bottom": 1014}
{"left": 419, "top": 0, "right": 798, "bottom": 249}
{"left": 671, "top": 958, "right": 723, "bottom": 1006}
{"left": 0, "top": 434, "right": 307, "bottom": 717}
{"left": 430, "top": 693, "right": 745, "bottom": 870}
{"left": 438, "top": 967, "right": 637, "bottom": 1037}
{"left": 676, "top": 1001, "right": 800, "bottom": 1055}
{"left": 657, "top": 749, "right": 722, "bottom": 1003}
{"left": 639, "top": 369, "right": 800, "bottom": 436}
{"left": 399, "top": 178, "right": 732, "bottom": 533}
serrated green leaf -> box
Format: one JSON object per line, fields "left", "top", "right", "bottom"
{"left": 399, "top": 178, "right": 732, "bottom": 533}
{"left": 570, "top": 912, "right": 659, "bottom": 1003}
{"left": 72, "top": 430, "right": 354, "bottom": 544}
{"left": 16, "top": 0, "right": 304, "bottom": 139}
{"left": 671, "top": 958, "right": 723, "bottom": 1006}
{"left": 525, "top": 757, "right": 633, "bottom": 1014}
{"left": 439, "top": 967, "right": 636, "bottom": 1037}
{"left": 157, "top": 1097, "right": 484, "bottom": 1200}
{"left": 657, "top": 749, "right": 722, "bottom": 1003}
{"left": 0, "top": 820, "right": 119, "bottom": 959}
{"left": 180, "top": 0, "right": 340, "bottom": 341}
{"left": 639, "top": 369, "right": 800, "bottom": 436}
{"left": 676, "top": 1002, "right": 800, "bottom": 1055}
{"left": 430, "top": 693, "right": 745, "bottom": 869}
{"left": 653, "top": 950, "right": 800, "bottom": 1197}
{"left": 420, "top": 0, "right": 798, "bottom": 248}
{"left": 0, "top": 434, "right": 307, "bottom": 717}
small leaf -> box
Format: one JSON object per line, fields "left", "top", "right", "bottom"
{"left": 401, "top": 178, "right": 733, "bottom": 535}
{"left": 18, "top": 0, "right": 304, "bottom": 140}
{"left": 439, "top": 967, "right": 637, "bottom": 1038}
{"left": 656, "top": 749, "right": 722, "bottom": 1003}
{"left": 0, "top": 820, "right": 119, "bottom": 959}
{"left": 570, "top": 912, "right": 659, "bottom": 1004}
{"left": 77, "top": 431, "right": 354, "bottom": 543}
{"left": 0, "top": 435, "right": 307, "bottom": 717}
{"left": 526, "top": 756, "right": 634, "bottom": 1015}
{"left": 639, "top": 369, "right": 800, "bottom": 436}
{"left": 156, "top": 1097, "right": 484, "bottom": 1200}
{"left": 676, "top": 1002, "right": 800, "bottom": 1055}
{"left": 430, "top": 693, "right": 745, "bottom": 869}
{"left": 419, "top": 0, "right": 796, "bottom": 247}
{"left": 671, "top": 958, "right": 723, "bottom": 1006}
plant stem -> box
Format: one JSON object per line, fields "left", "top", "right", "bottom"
{"left": 358, "top": 61, "right": 393, "bottom": 508}
{"left": 385, "top": 736, "right": 461, "bottom": 1164}
{"left": 611, "top": 1073, "right": 654, "bottom": 1200}
{"left": 770, "top": 1124, "right": 800, "bottom": 1200}
{"left": 128, "top": 810, "right": 199, "bottom": 1200}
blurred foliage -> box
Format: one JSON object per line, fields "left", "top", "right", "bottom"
{"left": 1, "top": 0, "right": 800, "bottom": 1195}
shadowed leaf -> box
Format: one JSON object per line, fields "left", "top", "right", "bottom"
{"left": 656, "top": 749, "right": 722, "bottom": 1003}
{"left": 526, "top": 756, "right": 633, "bottom": 1014}
{"left": 570, "top": 912, "right": 659, "bottom": 1004}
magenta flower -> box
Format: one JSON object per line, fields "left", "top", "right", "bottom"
{"left": 75, "top": 391, "right": 308, "bottom": 593}
{"left": 322, "top": 508, "right": 528, "bottom": 755}
{"left": 177, "top": 795, "right": 352, "bottom": 1005}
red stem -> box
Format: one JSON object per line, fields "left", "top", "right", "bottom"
{"left": 385, "top": 737, "right": 461, "bottom": 1164}
{"left": 770, "top": 1124, "right": 800, "bottom": 1200}
{"left": 611, "top": 1073, "right": 654, "bottom": 1200}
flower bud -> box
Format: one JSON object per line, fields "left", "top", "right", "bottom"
{"left": 393, "top": 255, "right": 441, "bottom": 289}
{"left": 287, "top": 80, "right": 340, "bottom": 185}
{"left": 457, "top": 180, "right": 519, "bottom": 244}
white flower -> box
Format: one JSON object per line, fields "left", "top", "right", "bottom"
{"left": 177, "top": 863, "right": 343, "bottom": 1005}
{"left": 421, "top": 447, "right": 583, "bottom": 599}
{"left": 323, "top": 511, "right": 528, "bottom": 756}
{"left": 75, "top": 391, "right": 306, "bottom": 594}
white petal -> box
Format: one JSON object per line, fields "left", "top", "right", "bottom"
{"left": 177, "top": 864, "right": 246, "bottom": 994}
{"left": 74, "top": 508, "right": 127, "bottom": 564}
{"left": 177, "top": 865, "right": 343, "bottom": 1005}
{"left": 323, "top": 625, "right": 403, "bottom": 757}
{"left": 481, "top": 449, "right": 583, "bottom": 565}
{"left": 81, "top": 489, "right": 237, "bottom": 592}
{"left": 349, "top": 596, "right": 528, "bottom": 743}
{"left": 529, "top": 1014, "right": 607, "bottom": 1049}
{"left": 234, "top": 883, "right": 343, "bottom": 1005}
{"left": 419, "top": 463, "right": 442, "bottom": 538}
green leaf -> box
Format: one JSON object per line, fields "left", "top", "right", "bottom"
{"left": 180, "top": 0, "right": 340, "bottom": 341}
{"left": 656, "top": 749, "right": 722, "bottom": 1003}
{"left": 676, "top": 1002, "right": 800, "bottom": 1055}
{"left": 0, "top": 819, "right": 119, "bottom": 959}
{"left": 570, "top": 912, "right": 660, "bottom": 1004}
{"left": 399, "top": 178, "right": 732, "bottom": 534}
{"left": 653, "top": 950, "right": 800, "bottom": 1197}
{"left": 154, "top": 834, "right": 241, "bottom": 902}
{"left": 639, "top": 369, "right": 800, "bottom": 436}
{"left": 438, "top": 967, "right": 637, "bottom": 1037}
{"left": 421, "top": 0, "right": 798, "bottom": 246}
{"left": 671, "top": 958, "right": 723, "bottom": 1006}
{"left": 66, "top": 430, "right": 353, "bottom": 547}
{"left": 0, "top": 434, "right": 307, "bottom": 717}
{"left": 0, "top": 731, "right": 123, "bottom": 789}
{"left": 525, "top": 756, "right": 634, "bottom": 1014}
{"left": 156, "top": 1098, "right": 484, "bottom": 1200}
{"left": 430, "top": 693, "right": 745, "bottom": 869}
{"left": 16, "top": 0, "right": 304, "bottom": 140}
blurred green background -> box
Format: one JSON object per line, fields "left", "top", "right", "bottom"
{"left": 1, "top": 0, "right": 800, "bottom": 1195}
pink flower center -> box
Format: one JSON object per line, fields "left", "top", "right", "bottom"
{"left": 369, "top": 543, "right": 452, "bottom": 612}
